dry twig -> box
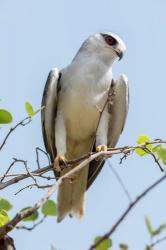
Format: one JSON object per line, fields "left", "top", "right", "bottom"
{"left": 150, "top": 235, "right": 166, "bottom": 248}
{"left": 16, "top": 216, "right": 46, "bottom": 231}
{"left": 108, "top": 161, "right": 132, "bottom": 203}
{"left": 1, "top": 140, "right": 166, "bottom": 190}
{"left": 0, "top": 117, "right": 31, "bottom": 151}
{"left": 1, "top": 145, "right": 166, "bottom": 239}
{"left": 89, "top": 173, "right": 166, "bottom": 250}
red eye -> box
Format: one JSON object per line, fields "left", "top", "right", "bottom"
{"left": 104, "top": 35, "right": 116, "bottom": 46}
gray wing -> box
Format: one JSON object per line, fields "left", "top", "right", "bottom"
{"left": 107, "top": 74, "right": 129, "bottom": 147}
{"left": 41, "top": 68, "right": 61, "bottom": 163}
{"left": 87, "top": 74, "right": 129, "bottom": 189}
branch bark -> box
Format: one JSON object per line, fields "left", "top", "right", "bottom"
{"left": 1, "top": 144, "right": 166, "bottom": 241}
{"left": 0, "top": 235, "right": 16, "bottom": 250}
{"left": 1, "top": 139, "right": 165, "bottom": 190}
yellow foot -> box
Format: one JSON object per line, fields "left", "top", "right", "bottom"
{"left": 96, "top": 145, "right": 108, "bottom": 152}
{"left": 54, "top": 155, "right": 67, "bottom": 173}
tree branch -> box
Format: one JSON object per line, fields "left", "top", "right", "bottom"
{"left": 89, "top": 173, "right": 166, "bottom": 250}
{"left": 1, "top": 140, "right": 166, "bottom": 190}
{"left": 1, "top": 143, "right": 166, "bottom": 239}
{"left": 0, "top": 152, "right": 104, "bottom": 237}
{"left": 0, "top": 165, "right": 53, "bottom": 190}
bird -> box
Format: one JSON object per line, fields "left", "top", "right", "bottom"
{"left": 41, "top": 32, "right": 129, "bottom": 222}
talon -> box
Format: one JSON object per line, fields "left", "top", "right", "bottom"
{"left": 96, "top": 145, "right": 108, "bottom": 152}
{"left": 59, "top": 155, "right": 67, "bottom": 165}
{"left": 54, "top": 155, "right": 67, "bottom": 172}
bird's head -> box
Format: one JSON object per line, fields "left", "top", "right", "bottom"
{"left": 100, "top": 32, "right": 126, "bottom": 60}
{"left": 77, "top": 32, "right": 126, "bottom": 66}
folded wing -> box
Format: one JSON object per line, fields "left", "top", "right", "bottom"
{"left": 41, "top": 68, "right": 61, "bottom": 163}
{"left": 87, "top": 74, "right": 129, "bottom": 188}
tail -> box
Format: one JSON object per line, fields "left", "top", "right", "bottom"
{"left": 57, "top": 165, "right": 89, "bottom": 222}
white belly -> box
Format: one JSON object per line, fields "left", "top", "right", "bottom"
{"left": 62, "top": 90, "right": 102, "bottom": 141}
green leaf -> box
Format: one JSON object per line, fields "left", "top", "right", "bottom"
{"left": 135, "top": 148, "right": 148, "bottom": 156}
{"left": 119, "top": 243, "right": 128, "bottom": 250}
{"left": 0, "top": 109, "right": 13, "bottom": 124}
{"left": 25, "top": 102, "right": 35, "bottom": 117}
{"left": 145, "top": 216, "right": 154, "bottom": 236}
{"left": 153, "top": 224, "right": 166, "bottom": 236}
{"left": 21, "top": 207, "right": 39, "bottom": 221}
{"left": 0, "top": 209, "right": 10, "bottom": 226}
{"left": 146, "top": 246, "right": 154, "bottom": 250}
{"left": 135, "top": 135, "right": 153, "bottom": 156}
{"left": 42, "top": 200, "right": 57, "bottom": 216}
{"left": 94, "top": 237, "right": 112, "bottom": 250}
{"left": 25, "top": 102, "right": 43, "bottom": 117}
{"left": 145, "top": 217, "right": 166, "bottom": 237}
{"left": 155, "top": 147, "right": 166, "bottom": 165}
{"left": 137, "top": 135, "right": 151, "bottom": 144}
{"left": 0, "top": 197, "right": 13, "bottom": 211}
{"left": 152, "top": 144, "right": 162, "bottom": 153}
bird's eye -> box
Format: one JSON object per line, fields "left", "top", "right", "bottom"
{"left": 104, "top": 35, "right": 117, "bottom": 46}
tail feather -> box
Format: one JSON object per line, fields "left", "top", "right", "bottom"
{"left": 69, "top": 194, "right": 85, "bottom": 218}
{"left": 57, "top": 165, "right": 89, "bottom": 222}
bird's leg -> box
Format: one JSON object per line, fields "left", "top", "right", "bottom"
{"left": 95, "top": 106, "right": 109, "bottom": 152}
{"left": 54, "top": 111, "right": 67, "bottom": 172}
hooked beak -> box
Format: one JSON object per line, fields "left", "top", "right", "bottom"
{"left": 114, "top": 49, "right": 124, "bottom": 61}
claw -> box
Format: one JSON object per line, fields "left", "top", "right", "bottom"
{"left": 59, "top": 155, "right": 67, "bottom": 165}
{"left": 54, "top": 155, "right": 67, "bottom": 173}
{"left": 96, "top": 145, "right": 108, "bottom": 152}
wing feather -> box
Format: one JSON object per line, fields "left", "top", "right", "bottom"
{"left": 87, "top": 75, "right": 129, "bottom": 189}
{"left": 41, "top": 68, "right": 61, "bottom": 162}
{"left": 107, "top": 74, "right": 129, "bottom": 147}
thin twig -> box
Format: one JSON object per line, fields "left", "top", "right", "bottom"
{"left": 0, "top": 159, "right": 18, "bottom": 182}
{"left": 0, "top": 141, "right": 166, "bottom": 238}
{"left": 14, "top": 158, "right": 38, "bottom": 185}
{"left": 38, "top": 174, "right": 55, "bottom": 180}
{"left": 0, "top": 165, "right": 53, "bottom": 190}
{"left": 0, "top": 150, "right": 111, "bottom": 237}
{"left": 0, "top": 172, "right": 54, "bottom": 179}
{"left": 1, "top": 147, "right": 166, "bottom": 239}
{"left": 15, "top": 183, "right": 53, "bottom": 195}
{"left": 144, "top": 146, "right": 163, "bottom": 172}
{"left": 89, "top": 173, "right": 166, "bottom": 250}
{"left": 35, "top": 147, "right": 50, "bottom": 169}
{"left": 119, "top": 150, "right": 131, "bottom": 164}
{"left": 1, "top": 140, "right": 166, "bottom": 190}
{"left": 0, "top": 117, "right": 31, "bottom": 151}
{"left": 150, "top": 235, "right": 166, "bottom": 247}
{"left": 4, "top": 159, "right": 53, "bottom": 194}
{"left": 108, "top": 161, "right": 132, "bottom": 203}
{"left": 16, "top": 216, "right": 46, "bottom": 231}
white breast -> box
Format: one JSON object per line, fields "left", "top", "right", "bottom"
{"left": 58, "top": 57, "right": 112, "bottom": 141}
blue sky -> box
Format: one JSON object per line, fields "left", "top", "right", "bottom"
{"left": 1, "top": 0, "right": 166, "bottom": 249}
